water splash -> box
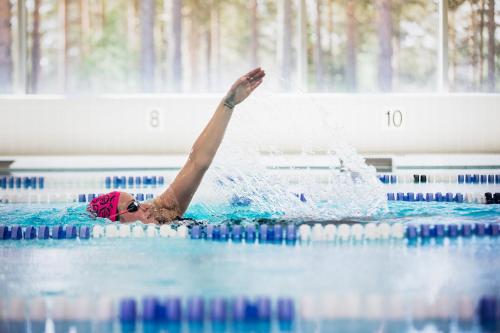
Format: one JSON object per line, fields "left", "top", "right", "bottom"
{"left": 192, "top": 86, "right": 387, "bottom": 221}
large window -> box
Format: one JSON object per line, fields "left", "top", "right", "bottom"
{"left": 0, "top": 0, "right": 498, "bottom": 94}
{"left": 448, "top": 0, "right": 499, "bottom": 92}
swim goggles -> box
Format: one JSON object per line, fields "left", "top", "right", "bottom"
{"left": 110, "top": 200, "right": 141, "bottom": 220}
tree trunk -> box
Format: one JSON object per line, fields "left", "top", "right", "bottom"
{"left": 470, "top": 1, "right": 478, "bottom": 90}
{"left": 127, "top": 0, "right": 138, "bottom": 87}
{"left": 297, "top": 0, "right": 307, "bottom": 91}
{"left": 127, "top": 0, "right": 137, "bottom": 53}
{"left": 140, "top": 0, "right": 155, "bottom": 92}
{"left": 57, "top": 0, "right": 68, "bottom": 92}
{"left": 277, "top": 0, "right": 292, "bottom": 90}
{"left": 205, "top": 26, "right": 211, "bottom": 89}
{"left": 449, "top": 9, "right": 456, "bottom": 90}
{"left": 479, "top": 0, "right": 485, "bottom": 87}
{"left": 101, "top": 0, "right": 107, "bottom": 30}
{"left": 250, "top": 0, "right": 258, "bottom": 68}
{"left": 327, "top": 0, "right": 334, "bottom": 89}
{"left": 314, "top": 0, "right": 323, "bottom": 90}
{"left": 80, "top": 0, "right": 90, "bottom": 61}
{"left": 376, "top": 0, "right": 393, "bottom": 92}
{"left": 171, "top": 0, "right": 182, "bottom": 92}
{"left": 345, "top": 0, "right": 357, "bottom": 91}
{"left": 487, "top": 0, "right": 495, "bottom": 91}
{"left": 30, "top": 0, "right": 41, "bottom": 93}
{"left": 188, "top": 7, "right": 199, "bottom": 91}
{"left": 392, "top": 2, "right": 401, "bottom": 89}
{"left": 0, "top": 0, "right": 13, "bottom": 93}
{"left": 210, "top": 0, "right": 220, "bottom": 90}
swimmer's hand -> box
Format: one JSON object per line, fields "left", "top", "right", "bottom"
{"left": 224, "top": 67, "right": 265, "bottom": 109}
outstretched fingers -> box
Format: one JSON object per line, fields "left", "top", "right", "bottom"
{"left": 250, "top": 79, "right": 263, "bottom": 92}
{"left": 252, "top": 70, "right": 265, "bottom": 81}
{"left": 245, "top": 67, "right": 262, "bottom": 78}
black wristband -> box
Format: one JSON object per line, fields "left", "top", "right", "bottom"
{"left": 224, "top": 100, "right": 235, "bottom": 110}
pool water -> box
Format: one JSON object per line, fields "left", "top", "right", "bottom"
{"left": 1, "top": 199, "right": 500, "bottom": 333}
{"left": 1, "top": 155, "right": 500, "bottom": 333}
{"left": 1, "top": 199, "right": 499, "bottom": 226}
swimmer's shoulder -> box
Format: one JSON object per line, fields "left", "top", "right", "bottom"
{"left": 150, "top": 197, "right": 181, "bottom": 224}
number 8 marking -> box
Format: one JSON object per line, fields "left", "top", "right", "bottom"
{"left": 150, "top": 110, "right": 160, "bottom": 128}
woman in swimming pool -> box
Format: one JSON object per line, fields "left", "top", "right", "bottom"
{"left": 88, "top": 68, "right": 265, "bottom": 224}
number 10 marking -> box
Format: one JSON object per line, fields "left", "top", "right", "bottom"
{"left": 386, "top": 110, "right": 403, "bottom": 128}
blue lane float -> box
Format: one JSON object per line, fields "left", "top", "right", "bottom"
{"left": 10, "top": 225, "right": 22, "bottom": 240}
{"left": 52, "top": 225, "right": 65, "bottom": 239}
{"left": 386, "top": 191, "right": 500, "bottom": 204}
{"left": 3, "top": 190, "right": 499, "bottom": 205}
{"left": 24, "top": 226, "right": 37, "bottom": 240}
{"left": 65, "top": 225, "right": 78, "bottom": 239}
{"left": 0, "top": 225, "right": 12, "bottom": 239}
{"left": 1, "top": 223, "right": 499, "bottom": 245}
{"left": 377, "top": 173, "right": 500, "bottom": 185}
{"left": 38, "top": 225, "right": 50, "bottom": 239}
{"left": 104, "top": 175, "right": 166, "bottom": 189}
{"left": 79, "top": 225, "right": 91, "bottom": 239}
{"left": 3, "top": 295, "right": 499, "bottom": 330}
{"left": 115, "top": 296, "right": 294, "bottom": 323}
{"left": 78, "top": 192, "right": 155, "bottom": 203}
{"left": 3, "top": 171, "right": 499, "bottom": 197}
{"left": 0, "top": 176, "right": 45, "bottom": 189}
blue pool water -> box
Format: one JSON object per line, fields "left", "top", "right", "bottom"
{"left": 1, "top": 160, "right": 500, "bottom": 333}
{"left": 1, "top": 200, "right": 499, "bottom": 227}
{"left": 1, "top": 199, "right": 500, "bottom": 333}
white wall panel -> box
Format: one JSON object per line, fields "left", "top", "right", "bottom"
{"left": 0, "top": 94, "right": 498, "bottom": 155}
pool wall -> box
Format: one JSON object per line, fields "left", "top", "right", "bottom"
{"left": 0, "top": 94, "right": 499, "bottom": 155}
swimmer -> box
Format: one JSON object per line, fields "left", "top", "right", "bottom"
{"left": 88, "top": 68, "right": 266, "bottom": 224}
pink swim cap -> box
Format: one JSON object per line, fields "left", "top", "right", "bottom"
{"left": 87, "top": 191, "right": 121, "bottom": 221}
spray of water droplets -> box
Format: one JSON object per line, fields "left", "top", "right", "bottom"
{"left": 190, "top": 84, "right": 387, "bottom": 221}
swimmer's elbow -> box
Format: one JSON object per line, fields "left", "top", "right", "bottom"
{"left": 188, "top": 155, "right": 211, "bottom": 172}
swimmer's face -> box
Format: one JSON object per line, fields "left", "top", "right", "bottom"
{"left": 116, "top": 192, "right": 156, "bottom": 224}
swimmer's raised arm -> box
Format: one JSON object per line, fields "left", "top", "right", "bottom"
{"left": 152, "top": 68, "right": 265, "bottom": 221}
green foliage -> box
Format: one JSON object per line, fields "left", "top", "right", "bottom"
{"left": 17, "top": 0, "right": 499, "bottom": 93}
{"left": 78, "top": 1, "right": 138, "bottom": 93}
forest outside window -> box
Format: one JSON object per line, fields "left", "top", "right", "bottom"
{"left": 0, "top": 0, "right": 498, "bottom": 94}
